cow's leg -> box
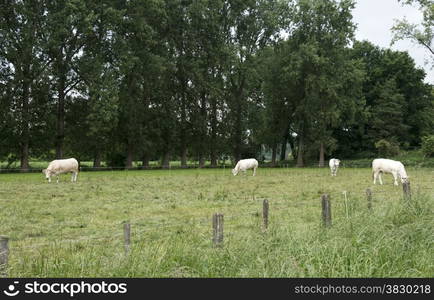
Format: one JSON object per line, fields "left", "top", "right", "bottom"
{"left": 392, "top": 172, "right": 398, "bottom": 186}
{"left": 71, "top": 172, "right": 74, "bottom": 182}
{"left": 48, "top": 176, "right": 51, "bottom": 183}
{"left": 74, "top": 172, "right": 78, "bottom": 182}
{"left": 253, "top": 167, "right": 256, "bottom": 176}
{"left": 378, "top": 172, "right": 383, "bottom": 185}
{"left": 373, "top": 171, "right": 378, "bottom": 184}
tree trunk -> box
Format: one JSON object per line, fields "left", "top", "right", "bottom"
{"left": 181, "top": 147, "right": 187, "bottom": 168}
{"left": 296, "top": 135, "right": 304, "bottom": 167}
{"left": 319, "top": 142, "right": 325, "bottom": 167}
{"left": 210, "top": 98, "right": 218, "bottom": 167}
{"left": 198, "top": 91, "right": 207, "bottom": 169}
{"left": 210, "top": 150, "right": 217, "bottom": 167}
{"left": 55, "top": 72, "right": 66, "bottom": 159}
{"left": 93, "top": 152, "right": 102, "bottom": 168}
{"left": 179, "top": 75, "right": 188, "bottom": 169}
{"left": 271, "top": 143, "right": 278, "bottom": 167}
{"left": 199, "top": 154, "right": 206, "bottom": 168}
{"left": 287, "top": 132, "right": 296, "bottom": 160}
{"left": 126, "top": 144, "right": 134, "bottom": 169}
{"left": 280, "top": 131, "right": 289, "bottom": 161}
{"left": 20, "top": 142, "right": 29, "bottom": 171}
{"left": 161, "top": 151, "right": 170, "bottom": 169}
{"left": 142, "top": 154, "right": 149, "bottom": 169}
{"left": 20, "top": 79, "right": 30, "bottom": 171}
{"left": 233, "top": 104, "right": 242, "bottom": 163}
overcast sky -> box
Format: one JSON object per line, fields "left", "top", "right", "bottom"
{"left": 352, "top": 0, "right": 433, "bottom": 84}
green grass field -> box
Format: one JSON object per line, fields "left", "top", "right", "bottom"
{"left": 0, "top": 167, "right": 433, "bottom": 277}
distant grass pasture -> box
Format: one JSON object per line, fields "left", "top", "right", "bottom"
{"left": 0, "top": 167, "right": 433, "bottom": 277}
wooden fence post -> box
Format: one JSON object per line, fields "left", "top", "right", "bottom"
{"left": 263, "top": 199, "right": 269, "bottom": 231}
{"left": 403, "top": 181, "right": 411, "bottom": 201}
{"left": 321, "top": 194, "right": 332, "bottom": 227}
{"left": 124, "top": 223, "right": 131, "bottom": 254}
{"left": 212, "top": 213, "right": 224, "bottom": 247}
{"left": 366, "top": 188, "right": 372, "bottom": 210}
{"left": 0, "top": 236, "right": 9, "bottom": 277}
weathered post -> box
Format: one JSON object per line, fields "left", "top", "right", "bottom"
{"left": 124, "top": 223, "right": 131, "bottom": 254}
{"left": 0, "top": 236, "right": 9, "bottom": 277}
{"left": 321, "top": 194, "right": 332, "bottom": 227}
{"left": 366, "top": 188, "right": 372, "bottom": 210}
{"left": 212, "top": 213, "right": 224, "bottom": 247}
{"left": 403, "top": 180, "right": 411, "bottom": 201}
{"left": 262, "top": 199, "right": 269, "bottom": 231}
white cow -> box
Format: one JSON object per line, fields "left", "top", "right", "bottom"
{"left": 372, "top": 158, "right": 408, "bottom": 186}
{"left": 329, "top": 158, "right": 341, "bottom": 176}
{"left": 42, "top": 158, "right": 79, "bottom": 183}
{"left": 232, "top": 158, "right": 258, "bottom": 176}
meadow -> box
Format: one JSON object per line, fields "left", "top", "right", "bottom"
{"left": 0, "top": 167, "right": 433, "bottom": 277}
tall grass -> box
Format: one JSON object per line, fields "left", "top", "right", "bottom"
{"left": 0, "top": 168, "right": 433, "bottom": 277}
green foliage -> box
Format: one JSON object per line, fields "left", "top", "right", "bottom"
{"left": 338, "top": 40, "right": 433, "bottom": 158}
{"left": 375, "top": 139, "right": 400, "bottom": 157}
{"left": 421, "top": 135, "right": 434, "bottom": 157}
{"left": 105, "top": 152, "right": 126, "bottom": 168}
{"left": 0, "top": 0, "right": 432, "bottom": 169}
{"left": 392, "top": 0, "right": 434, "bottom": 67}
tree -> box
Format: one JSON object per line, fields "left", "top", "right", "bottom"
{"left": 421, "top": 134, "right": 434, "bottom": 157}
{"left": 369, "top": 78, "right": 408, "bottom": 142}
{"left": 64, "top": 1, "right": 121, "bottom": 167}
{"left": 183, "top": 0, "right": 228, "bottom": 167}
{"left": 258, "top": 45, "right": 295, "bottom": 166}
{"left": 392, "top": 0, "right": 434, "bottom": 65}
{"left": 272, "top": 0, "right": 358, "bottom": 167}
{"left": 44, "top": 0, "right": 92, "bottom": 159}
{"left": 0, "top": 53, "right": 14, "bottom": 161}
{"left": 0, "top": 0, "right": 52, "bottom": 170}
{"left": 115, "top": 0, "right": 167, "bottom": 168}
{"left": 223, "top": 0, "right": 286, "bottom": 162}
{"left": 345, "top": 41, "right": 433, "bottom": 155}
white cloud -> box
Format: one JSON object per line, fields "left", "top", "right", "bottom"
{"left": 352, "top": 0, "right": 433, "bottom": 84}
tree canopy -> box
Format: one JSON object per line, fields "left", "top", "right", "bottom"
{"left": 0, "top": 0, "right": 433, "bottom": 169}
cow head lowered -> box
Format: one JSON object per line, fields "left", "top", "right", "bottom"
{"left": 42, "top": 168, "right": 52, "bottom": 180}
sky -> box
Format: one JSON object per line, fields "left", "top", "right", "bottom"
{"left": 352, "top": 0, "right": 433, "bottom": 84}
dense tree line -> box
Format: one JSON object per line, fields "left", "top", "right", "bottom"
{"left": 0, "top": 0, "right": 433, "bottom": 170}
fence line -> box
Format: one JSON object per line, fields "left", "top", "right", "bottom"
{"left": 7, "top": 202, "right": 297, "bottom": 252}
{"left": 5, "top": 186, "right": 430, "bottom": 248}
{"left": 1, "top": 181, "right": 431, "bottom": 276}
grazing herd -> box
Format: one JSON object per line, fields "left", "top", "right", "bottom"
{"left": 42, "top": 156, "right": 409, "bottom": 186}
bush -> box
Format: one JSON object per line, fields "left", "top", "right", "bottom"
{"left": 105, "top": 152, "right": 126, "bottom": 168}
{"left": 375, "top": 139, "right": 400, "bottom": 157}
{"left": 421, "top": 135, "right": 434, "bottom": 157}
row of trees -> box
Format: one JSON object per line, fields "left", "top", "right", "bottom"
{"left": 1, "top": 0, "right": 433, "bottom": 170}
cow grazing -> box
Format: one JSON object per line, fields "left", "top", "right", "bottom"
{"left": 232, "top": 158, "right": 258, "bottom": 176}
{"left": 372, "top": 158, "right": 408, "bottom": 186}
{"left": 329, "top": 158, "right": 341, "bottom": 176}
{"left": 42, "top": 158, "right": 79, "bottom": 183}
